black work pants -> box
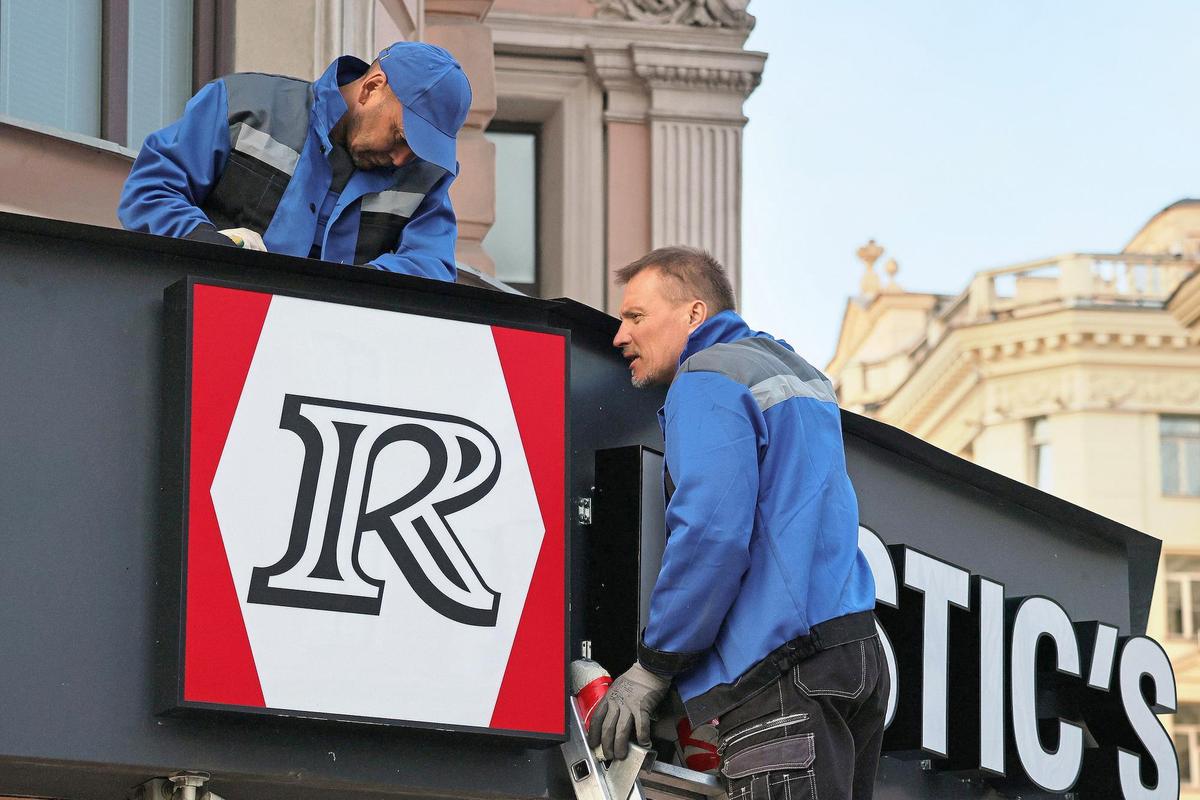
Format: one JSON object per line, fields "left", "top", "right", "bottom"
{"left": 715, "top": 634, "right": 889, "bottom": 800}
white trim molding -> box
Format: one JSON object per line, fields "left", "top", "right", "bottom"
{"left": 493, "top": 55, "right": 605, "bottom": 308}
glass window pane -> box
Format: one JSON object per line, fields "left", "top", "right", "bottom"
{"left": 1190, "top": 582, "right": 1200, "bottom": 638}
{"left": 127, "top": 0, "right": 194, "bottom": 149}
{"left": 1035, "top": 444, "right": 1052, "bottom": 492}
{"left": 1167, "top": 556, "right": 1200, "bottom": 574}
{"left": 1162, "top": 439, "right": 1181, "bottom": 495}
{"left": 484, "top": 130, "right": 537, "bottom": 286}
{"left": 0, "top": 0, "right": 102, "bottom": 137}
{"left": 1162, "top": 415, "right": 1200, "bottom": 437}
{"left": 1169, "top": 580, "right": 1184, "bottom": 635}
{"left": 1177, "top": 732, "right": 1192, "bottom": 784}
{"left": 1186, "top": 439, "right": 1200, "bottom": 497}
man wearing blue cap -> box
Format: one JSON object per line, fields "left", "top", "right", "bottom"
{"left": 118, "top": 42, "right": 471, "bottom": 281}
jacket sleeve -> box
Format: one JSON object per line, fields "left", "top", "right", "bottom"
{"left": 638, "top": 370, "right": 765, "bottom": 677}
{"left": 367, "top": 166, "right": 458, "bottom": 281}
{"left": 117, "top": 80, "right": 232, "bottom": 240}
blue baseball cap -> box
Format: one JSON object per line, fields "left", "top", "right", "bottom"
{"left": 377, "top": 42, "right": 471, "bottom": 174}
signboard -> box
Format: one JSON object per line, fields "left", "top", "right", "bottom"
{"left": 859, "top": 527, "right": 1177, "bottom": 798}
{"left": 164, "top": 279, "right": 568, "bottom": 739}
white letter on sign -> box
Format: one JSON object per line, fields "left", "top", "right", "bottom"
{"left": 1118, "top": 637, "right": 1178, "bottom": 800}
{"left": 247, "top": 395, "right": 503, "bottom": 626}
{"left": 858, "top": 526, "right": 898, "bottom": 728}
{"left": 903, "top": 548, "right": 969, "bottom": 757}
{"left": 1010, "top": 596, "right": 1083, "bottom": 793}
{"left": 977, "top": 577, "right": 1006, "bottom": 775}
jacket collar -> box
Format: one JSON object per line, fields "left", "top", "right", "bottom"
{"left": 678, "top": 309, "right": 755, "bottom": 364}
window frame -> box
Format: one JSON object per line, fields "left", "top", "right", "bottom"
{"left": 1167, "top": 572, "right": 1200, "bottom": 639}
{"left": 1177, "top": 723, "right": 1200, "bottom": 787}
{"left": 76, "top": 0, "right": 232, "bottom": 147}
{"left": 1160, "top": 414, "right": 1200, "bottom": 498}
{"left": 1029, "top": 416, "right": 1052, "bottom": 492}
{"left": 492, "top": 54, "right": 604, "bottom": 308}
{"left": 484, "top": 121, "right": 542, "bottom": 297}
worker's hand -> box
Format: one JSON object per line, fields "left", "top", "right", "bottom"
{"left": 218, "top": 227, "right": 267, "bottom": 251}
{"left": 587, "top": 662, "right": 670, "bottom": 761}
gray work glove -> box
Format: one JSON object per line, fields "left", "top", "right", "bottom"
{"left": 587, "top": 662, "right": 671, "bottom": 761}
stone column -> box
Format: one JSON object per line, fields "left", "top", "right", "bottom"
{"left": 632, "top": 44, "right": 764, "bottom": 302}
{"left": 314, "top": 1, "right": 377, "bottom": 74}
{"left": 588, "top": 45, "right": 652, "bottom": 314}
{"left": 423, "top": 0, "right": 497, "bottom": 273}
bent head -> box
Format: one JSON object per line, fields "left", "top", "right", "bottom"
{"left": 339, "top": 43, "right": 470, "bottom": 175}
{"left": 612, "top": 247, "right": 736, "bottom": 388}
{"left": 340, "top": 63, "right": 414, "bottom": 170}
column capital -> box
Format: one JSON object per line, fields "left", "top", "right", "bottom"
{"left": 585, "top": 45, "right": 649, "bottom": 123}
{"left": 424, "top": 0, "right": 494, "bottom": 22}
{"left": 631, "top": 44, "right": 765, "bottom": 123}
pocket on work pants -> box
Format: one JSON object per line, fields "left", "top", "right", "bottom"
{"left": 793, "top": 638, "right": 874, "bottom": 700}
{"left": 722, "top": 733, "right": 816, "bottom": 800}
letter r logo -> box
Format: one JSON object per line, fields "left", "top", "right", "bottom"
{"left": 247, "top": 395, "right": 503, "bottom": 626}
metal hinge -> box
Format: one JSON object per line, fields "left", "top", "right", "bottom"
{"left": 576, "top": 495, "right": 593, "bottom": 526}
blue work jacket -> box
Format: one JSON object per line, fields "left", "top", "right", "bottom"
{"left": 640, "top": 311, "right": 876, "bottom": 708}
{"left": 117, "top": 58, "right": 457, "bottom": 280}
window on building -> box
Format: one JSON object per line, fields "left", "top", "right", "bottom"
{"left": 126, "top": 0, "right": 195, "bottom": 149}
{"left": 1029, "top": 417, "right": 1052, "bottom": 492}
{"left": 1176, "top": 704, "right": 1200, "bottom": 787}
{"left": 0, "top": 0, "right": 204, "bottom": 149}
{"left": 484, "top": 125, "right": 539, "bottom": 295}
{"left": 1161, "top": 415, "right": 1200, "bottom": 497}
{"left": 1166, "top": 556, "right": 1200, "bottom": 639}
{"left": 0, "top": 0, "right": 103, "bottom": 137}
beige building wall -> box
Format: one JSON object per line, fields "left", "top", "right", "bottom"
{"left": 489, "top": 0, "right": 764, "bottom": 311}
{"left": 828, "top": 200, "right": 1200, "bottom": 794}
{"left": 0, "top": 0, "right": 765, "bottom": 315}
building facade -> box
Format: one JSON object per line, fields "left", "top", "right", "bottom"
{"left": 827, "top": 200, "right": 1200, "bottom": 793}
{"left": 0, "top": 0, "right": 764, "bottom": 314}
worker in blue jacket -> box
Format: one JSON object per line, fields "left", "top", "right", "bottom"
{"left": 118, "top": 41, "right": 470, "bottom": 281}
{"left": 591, "top": 246, "right": 888, "bottom": 799}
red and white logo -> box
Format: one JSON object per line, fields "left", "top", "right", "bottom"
{"left": 180, "top": 282, "right": 566, "bottom": 736}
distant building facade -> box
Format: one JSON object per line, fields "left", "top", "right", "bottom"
{"left": 827, "top": 200, "right": 1200, "bottom": 793}
{"left": 0, "top": 0, "right": 764, "bottom": 314}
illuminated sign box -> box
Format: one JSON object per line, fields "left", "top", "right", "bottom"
{"left": 162, "top": 279, "right": 568, "bottom": 739}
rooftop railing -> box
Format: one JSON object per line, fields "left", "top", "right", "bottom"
{"left": 965, "top": 253, "right": 1199, "bottom": 320}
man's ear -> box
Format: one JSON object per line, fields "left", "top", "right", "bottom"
{"left": 358, "top": 71, "right": 387, "bottom": 105}
{"left": 687, "top": 299, "right": 709, "bottom": 331}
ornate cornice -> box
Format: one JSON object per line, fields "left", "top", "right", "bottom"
{"left": 630, "top": 43, "right": 766, "bottom": 103}
{"left": 632, "top": 61, "right": 760, "bottom": 93}
{"left": 592, "top": 0, "right": 755, "bottom": 31}
{"left": 1168, "top": 269, "right": 1200, "bottom": 334}
{"left": 878, "top": 317, "right": 1200, "bottom": 433}
{"left": 980, "top": 367, "right": 1200, "bottom": 424}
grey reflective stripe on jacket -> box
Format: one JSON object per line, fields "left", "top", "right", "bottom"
{"left": 678, "top": 337, "right": 837, "bottom": 413}
{"left": 231, "top": 122, "right": 301, "bottom": 175}
{"left": 361, "top": 190, "right": 424, "bottom": 217}
{"left": 353, "top": 160, "right": 447, "bottom": 263}
{"left": 202, "top": 73, "right": 314, "bottom": 234}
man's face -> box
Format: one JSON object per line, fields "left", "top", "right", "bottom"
{"left": 344, "top": 77, "right": 415, "bottom": 170}
{"left": 613, "top": 269, "right": 698, "bottom": 388}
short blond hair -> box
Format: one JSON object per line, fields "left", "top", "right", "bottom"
{"left": 615, "top": 246, "right": 736, "bottom": 314}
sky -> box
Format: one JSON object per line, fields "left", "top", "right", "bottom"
{"left": 740, "top": 1, "right": 1200, "bottom": 367}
